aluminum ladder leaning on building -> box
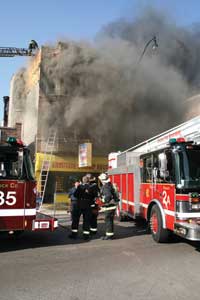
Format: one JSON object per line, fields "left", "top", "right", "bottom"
{"left": 37, "top": 130, "right": 57, "bottom": 211}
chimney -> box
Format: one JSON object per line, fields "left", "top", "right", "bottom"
{"left": 3, "top": 96, "right": 9, "bottom": 127}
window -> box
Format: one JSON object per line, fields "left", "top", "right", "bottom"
{"left": 55, "top": 175, "right": 65, "bottom": 192}
{"left": 142, "top": 155, "right": 153, "bottom": 183}
{"left": 0, "top": 153, "right": 21, "bottom": 179}
{"left": 0, "top": 147, "right": 35, "bottom": 181}
{"left": 141, "top": 150, "right": 175, "bottom": 184}
{"left": 157, "top": 150, "right": 174, "bottom": 183}
{"left": 176, "top": 147, "right": 200, "bottom": 189}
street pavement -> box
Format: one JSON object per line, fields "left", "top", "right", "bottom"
{"left": 1, "top": 211, "right": 200, "bottom": 300}
{"left": 40, "top": 205, "right": 71, "bottom": 226}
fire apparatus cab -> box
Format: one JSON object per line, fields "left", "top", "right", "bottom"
{"left": 108, "top": 116, "right": 200, "bottom": 242}
{"left": 0, "top": 137, "right": 58, "bottom": 235}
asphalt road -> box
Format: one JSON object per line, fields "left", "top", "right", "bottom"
{"left": 1, "top": 219, "right": 200, "bottom": 300}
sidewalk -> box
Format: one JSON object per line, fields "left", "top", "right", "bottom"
{"left": 40, "top": 204, "right": 71, "bottom": 227}
{"left": 40, "top": 204, "right": 105, "bottom": 228}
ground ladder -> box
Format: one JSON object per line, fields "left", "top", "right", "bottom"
{"left": 37, "top": 130, "right": 57, "bottom": 211}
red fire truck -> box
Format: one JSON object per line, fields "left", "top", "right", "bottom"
{"left": 0, "top": 137, "right": 58, "bottom": 235}
{"left": 108, "top": 116, "right": 200, "bottom": 242}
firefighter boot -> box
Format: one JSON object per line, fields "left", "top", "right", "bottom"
{"left": 68, "top": 232, "right": 78, "bottom": 239}
{"left": 83, "top": 233, "right": 90, "bottom": 241}
{"left": 101, "top": 235, "right": 114, "bottom": 240}
{"left": 90, "top": 228, "right": 97, "bottom": 235}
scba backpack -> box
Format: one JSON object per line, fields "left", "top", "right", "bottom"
{"left": 111, "top": 183, "right": 120, "bottom": 203}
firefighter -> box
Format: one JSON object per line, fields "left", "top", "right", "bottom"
{"left": 98, "top": 173, "right": 117, "bottom": 240}
{"left": 28, "top": 40, "right": 39, "bottom": 54}
{"left": 68, "top": 180, "right": 80, "bottom": 220}
{"left": 86, "top": 173, "right": 99, "bottom": 235}
{"left": 69, "top": 176, "right": 92, "bottom": 240}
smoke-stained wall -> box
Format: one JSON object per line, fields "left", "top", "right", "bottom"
{"left": 8, "top": 52, "right": 41, "bottom": 146}
{"left": 23, "top": 83, "right": 40, "bottom": 145}
{"left": 8, "top": 68, "right": 27, "bottom": 128}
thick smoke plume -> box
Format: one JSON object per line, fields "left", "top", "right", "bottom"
{"left": 13, "top": 7, "right": 200, "bottom": 153}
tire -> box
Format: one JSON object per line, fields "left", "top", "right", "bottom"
{"left": 13, "top": 230, "right": 24, "bottom": 238}
{"left": 150, "top": 205, "right": 169, "bottom": 243}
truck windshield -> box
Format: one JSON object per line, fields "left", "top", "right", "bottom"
{"left": 0, "top": 152, "right": 21, "bottom": 179}
{"left": 176, "top": 146, "right": 200, "bottom": 189}
{"left": 24, "top": 150, "right": 35, "bottom": 180}
{"left": 0, "top": 146, "right": 35, "bottom": 180}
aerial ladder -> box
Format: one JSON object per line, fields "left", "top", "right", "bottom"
{"left": 0, "top": 40, "right": 39, "bottom": 57}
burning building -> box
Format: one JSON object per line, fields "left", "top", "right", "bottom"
{"left": 8, "top": 45, "right": 108, "bottom": 204}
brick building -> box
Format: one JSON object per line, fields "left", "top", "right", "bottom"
{"left": 0, "top": 122, "right": 22, "bottom": 144}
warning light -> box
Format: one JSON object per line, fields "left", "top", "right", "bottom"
{"left": 7, "top": 137, "right": 24, "bottom": 147}
{"left": 176, "top": 138, "right": 185, "bottom": 143}
{"left": 190, "top": 192, "right": 200, "bottom": 203}
{"left": 169, "top": 138, "right": 177, "bottom": 144}
{"left": 7, "top": 136, "right": 17, "bottom": 144}
{"left": 169, "top": 137, "right": 185, "bottom": 144}
{"left": 16, "top": 139, "right": 24, "bottom": 146}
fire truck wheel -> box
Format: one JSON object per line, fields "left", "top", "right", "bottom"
{"left": 13, "top": 230, "right": 24, "bottom": 238}
{"left": 150, "top": 205, "right": 169, "bottom": 243}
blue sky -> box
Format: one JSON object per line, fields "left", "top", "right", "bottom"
{"left": 0, "top": 0, "right": 200, "bottom": 122}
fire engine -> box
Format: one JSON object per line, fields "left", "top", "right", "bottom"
{"left": 108, "top": 116, "right": 200, "bottom": 242}
{"left": 0, "top": 137, "right": 58, "bottom": 235}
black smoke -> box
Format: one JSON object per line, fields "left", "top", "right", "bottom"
{"left": 12, "top": 7, "right": 200, "bottom": 154}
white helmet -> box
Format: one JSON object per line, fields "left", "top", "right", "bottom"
{"left": 98, "top": 173, "right": 110, "bottom": 183}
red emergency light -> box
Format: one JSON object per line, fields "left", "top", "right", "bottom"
{"left": 176, "top": 137, "right": 186, "bottom": 143}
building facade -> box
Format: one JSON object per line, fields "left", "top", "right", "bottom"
{"left": 8, "top": 45, "right": 107, "bottom": 204}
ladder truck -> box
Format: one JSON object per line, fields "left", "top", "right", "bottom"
{"left": 0, "top": 137, "right": 58, "bottom": 235}
{"left": 0, "top": 40, "right": 38, "bottom": 57}
{"left": 108, "top": 116, "right": 200, "bottom": 243}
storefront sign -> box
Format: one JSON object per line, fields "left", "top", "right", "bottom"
{"left": 35, "top": 152, "right": 107, "bottom": 173}
{"left": 78, "top": 143, "right": 92, "bottom": 167}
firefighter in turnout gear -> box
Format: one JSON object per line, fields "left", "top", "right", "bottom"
{"left": 28, "top": 40, "right": 39, "bottom": 54}
{"left": 86, "top": 174, "right": 99, "bottom": 235}
{"left": 98, "top": 173, "right": 117, "bottom": 240}
{"left": 69, "top": 176, "right": 92, "bottom": 240}
{"left": 68, "top": 180, "right": 80, "bottom": 220}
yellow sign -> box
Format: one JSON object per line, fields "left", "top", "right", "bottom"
{"left": 35, "top": 153, "right": 107, "bottom": 173}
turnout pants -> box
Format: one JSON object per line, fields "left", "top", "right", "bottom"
{"left": 90, "top": 204, "right": 99, "bottom": 233}
{"left": 105, "top": 209, "right": 115, "bottom": 237}
{"left": 71, "top": 206, "right": 91, "bottom": 236}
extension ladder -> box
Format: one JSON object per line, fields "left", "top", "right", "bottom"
{"left": 37, "top": 130, "right": 57, "bottom": 211}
